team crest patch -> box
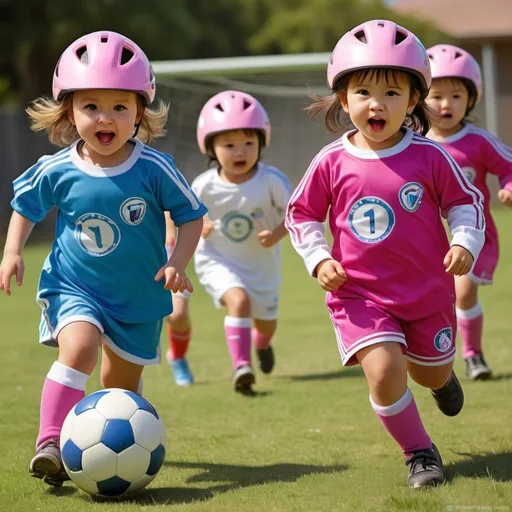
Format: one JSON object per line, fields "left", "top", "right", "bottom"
{"left": 434, "top": 327, "right": 453, "bottom": 353}
{"left": 399, "top": 182, "right": 423, "bottom": 213}
{"left": 462, "top": 167, "right": 476, "bottom": 184}
{"left": 120, "top": 197, "right": 147, "bottom": 226}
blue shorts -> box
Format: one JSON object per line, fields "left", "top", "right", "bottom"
{"left": 37, "top": 292, "right": 163, "bottom": 366}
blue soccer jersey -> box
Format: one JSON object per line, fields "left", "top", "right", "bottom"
{"left": 12, "top": 140, "right": 207, "bottom": 323}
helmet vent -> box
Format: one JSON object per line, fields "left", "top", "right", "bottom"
{"left": 378, "top": 22, "right": 385, "bottom": 27}
{"left": 454, "top": 51, "right": 463, "bottom": 59}
{"left": 55, "top": 57, "right": 61, "bottom": 77}
{"left": 427, "top": 53, "right": 434, "bottom": 60}
{"left": 76, "top": 46, "right": 88, "bottom": 64}
{"left": 394, "top": 30, "right": 407, "bottom": 45}
{"left": 101, "top": 36, "right": 109, "bottom": 43}
{"left": 243, "top": 99, "right": 252, "bottom": 110}
{"left": 215, "top": 103, "right": 225, "bottom": 113}
{"left": 121, "top": 48, "right": 134, "bottom": 65}
{"left": 354, "top": 30, "right": 367, "bottom": 43}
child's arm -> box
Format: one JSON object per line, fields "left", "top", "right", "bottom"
{"left": 258, "top": 220, "right": 288, "bottom": 248}
{"left": 164, "top": 211, "right": 177, "bottom": 251}
{"left": 0, "top": 212, "right": 35, "bottom": 295}
{"left": 483, "top": 133, "right": 512, "bottom": 208}
{"left": 435, "top": 151, "right": 485, "bottom": 275}
{"left": 155, "top": 217, "right": 203, "bottom": 293}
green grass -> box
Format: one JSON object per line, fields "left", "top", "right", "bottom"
{"left": 1, "top": 209, "right": 512, "bottom": 511}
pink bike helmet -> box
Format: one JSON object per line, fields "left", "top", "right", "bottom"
{"left": 197, "top": 91, "right": 271, "bottom": 154}
{"left": 52, "top": 31, "right": 155, "bottom": 104}
{"left": 427, "top": 44, "right": 483, "bottom": 104}
{"left": 327, "top": 20, "right": 431, "bottom": 94}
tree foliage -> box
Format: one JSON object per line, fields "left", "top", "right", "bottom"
{"left": 0, "top": 0, "right": 451, "bottom": 106}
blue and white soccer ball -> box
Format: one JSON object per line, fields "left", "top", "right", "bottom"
{"left": 60, "top": 388, "right": 166, "bottom": 498}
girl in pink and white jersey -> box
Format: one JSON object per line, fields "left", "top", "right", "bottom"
{"left": 426, "top": 45, "right": 512, "bottom": 380}
{"left": 286, "top": 20, "right": 485, "bottom": 488}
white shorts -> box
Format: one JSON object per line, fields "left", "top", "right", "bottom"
{"left": 198, "top": 263, "right": 279, "bottom": 320}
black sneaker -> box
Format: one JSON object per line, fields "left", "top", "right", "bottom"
{"left": 406, "top": 443, "right": 445, "bottom": 488}
{"left": 233, "top": 365, "right": 256, "bottom": 395}
{"left": 431, "top": 372, "right": 464, "bottom": 417}
{"left": 465, "top": 355, "right": 492, "bottom": 381}
{"left": 257, "top": 346, "right": 275, "bottom": 374}
{"left": 30, "top": 438, "right": 70, "bottom": 487}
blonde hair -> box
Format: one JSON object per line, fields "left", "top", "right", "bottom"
{"left": 307, "top": 68, "right": 432, "bottom": 136}
{"left": 26, "top": 93, "right": 169, "bottom": 147}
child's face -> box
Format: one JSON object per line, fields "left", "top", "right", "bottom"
{"left": 426, "top": 78, "right": 469, "bottom": 135}
{"left": 213, "top": 130, "right": 259, "bottom": 182}
{"left": 70, "top": 90, "right": 143, "bottom": 164}
{"left": 340, "top": 71, "right": 419, "bottom": 150}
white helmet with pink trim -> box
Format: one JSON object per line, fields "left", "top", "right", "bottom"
{"left": 52, "top": 31, "right": 155, "bottom": 104}
{"left": 327, "top": 20, "right": 431, "bottom": 94}
{"left": 196, "top": 90, "right": 271, "bottom": 154}
{"left": 427, "top": 44, "right": 483, "bottom": 104}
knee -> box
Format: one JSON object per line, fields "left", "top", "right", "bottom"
{"left": 169, "top": 308, "right": 190, "bottom": 331}
{"left": 366, "top": 359, "right": 406, "bottom": 394}
{"left": 226, "top": 289, "right": 251, "bottom": 317}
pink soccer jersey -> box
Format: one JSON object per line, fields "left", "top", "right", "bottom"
{"left": 427, "top": 123, "right": 512, "bottom": 283}
{"left": 286, "top": 128, "right": 486, "bottom": 321}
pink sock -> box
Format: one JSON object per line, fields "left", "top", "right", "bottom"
{"left": 252, "top": 328, "right": 273, "bottom": 350}
{"left": 457, "top": 304, "right": 483, "bottom": 359}
{"left": 370, "top": 389, "right": 432, "bottom": 459}
{"left": 36, "top": 361, "right": 90, "bottom": 447}
{"left": 224, "top": 316, "right": 252, "bottom": 369}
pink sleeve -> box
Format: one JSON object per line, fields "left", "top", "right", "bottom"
{"left": 482, "top": 134, "right": 512, "bottom": 191}
{"left": 433, "top": 148, "right": 485, "bottom": 261}
{"left": 285, "top": 156, "right": 333, "bottom": 276}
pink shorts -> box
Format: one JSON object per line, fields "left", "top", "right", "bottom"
{"left": 469, "top": 238, "right": 498, "bottom": 285}
{"left": 326, "top": 296, "right": 456, "bottom": 367}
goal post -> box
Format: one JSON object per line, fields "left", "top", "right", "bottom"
{"left": 152, "top": 53, "right": 337, "bottom": 185}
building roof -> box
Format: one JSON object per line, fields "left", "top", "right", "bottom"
{"left": 393, "top": 0, "right": 512, "bottom": 40}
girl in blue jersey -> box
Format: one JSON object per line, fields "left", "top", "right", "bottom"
{"left": 0, "top": 31, "right": 206, "bottom": 487}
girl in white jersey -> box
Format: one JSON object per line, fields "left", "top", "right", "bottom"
{"left": 425, "top": 45, "right": 512, "bottom": 380}
{"left": 193, "top": 91, "right": 292, "bottom": 395}
{"left": 286, "top": 20, "right": 485, "bottom": 487}
{"left": 0, "top": 31, "right": 205, "bottom": 487}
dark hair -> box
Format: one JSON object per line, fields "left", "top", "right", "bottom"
{"left": 205, "top": 128, "right": 266, "bottom": 169}
{"left": 306, "top": 67, "right": 432, "bottom": 136}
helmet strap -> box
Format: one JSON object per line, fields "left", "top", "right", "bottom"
{"left": 132, "top": 123, "right": 141, "bottom": 138}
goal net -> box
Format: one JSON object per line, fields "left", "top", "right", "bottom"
{"left": 152, "top": 53, "right": 338, "bottom": 185}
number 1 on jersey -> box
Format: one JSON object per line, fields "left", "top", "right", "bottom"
{"left": 363, "top": 208, "right": 375, "bottom": 234}
{"left": 88, "top": 225, "right": 103, "bottom": 249}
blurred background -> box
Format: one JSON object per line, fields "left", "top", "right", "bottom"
{"left": 1, "top": 0, "right": 510, "bottom": 233}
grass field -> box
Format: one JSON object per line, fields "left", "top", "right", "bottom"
{"left": 1, "top": 209, "right": 511, "bottom": 512}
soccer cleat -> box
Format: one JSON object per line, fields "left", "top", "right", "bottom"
{"left": 406, "top": 443, "right": 445, "bottom": 488}
{"left": 166, "top": 352, "right": 194, "bottom": 387}
{"left": 30, "top": 438, "right": 70, "bottom": 487}
{"left": 233, "top": 365, "right": 256, "bottom": 394}
{"left": 465, "top": 355, "right": 492, "bottom": 381}
{"left": 257, "top": 346, "right": 275, "bottom": 374}
{"left": 431, "top": 371, "right": 464, "bottom": 417}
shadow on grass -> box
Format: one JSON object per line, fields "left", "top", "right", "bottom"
{"left": 285, "top": 366, "right": 364, "bottom": 382}
{"left": 447, "top": 450, "right": 512, "bottom": 482}
{"left": 489, "top": 372, "right": 512, "bottom": 382}
{"left": 46, "top": 486, "right": 78, "bottom": 497}
{"left": 77, "top": 461, "right": 347, "bottom": 505}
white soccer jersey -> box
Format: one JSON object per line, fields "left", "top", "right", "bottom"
{"left": 192, "top": 163, "right": 292, "bottom": 291}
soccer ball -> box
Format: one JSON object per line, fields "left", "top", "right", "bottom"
{"left": 60, "top": 388, "right": 166, "bottom": 498}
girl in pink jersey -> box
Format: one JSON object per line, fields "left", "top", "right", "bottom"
{"left": 425, "top": 44, "right": 512, "bottom": 380}
{"left": 286, "top": 20, "right": 485, "bottom": 488}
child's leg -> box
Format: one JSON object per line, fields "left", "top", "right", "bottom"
{"left": 455, "top": 276, "right": 483, "bottom": 358}
{"left": 357, "top": 343, "right": 433, "bottom": 458}
{"left": 221, "top": 288, "right": 254, "bottom": 393}
{"left": 167, "top": 294, "right": 192, "bottom": 360}
{"left": 253, "top": 318, "right": 277, "bottom": 374}
{"left": 37, "top": 321, "right": 100, "bottom": 447}
{"left": 101, "top": 344, "right": 144, "bottom": 393}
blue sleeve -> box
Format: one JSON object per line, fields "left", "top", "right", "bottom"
{"left": 10, "top": 160, "right": 56, "bottom": 223}
{"left": 156, "top": 154, "right": 208, "bottom": 227}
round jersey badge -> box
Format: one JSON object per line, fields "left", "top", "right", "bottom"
{"left": 74, "top": 213, "right": 121, "bottom": 256}
{"left": 434, "top": 327, "right": 453, "bottom": 353}
{"left": 221, "top": 211, "right": 253, "bottom": 243}
{"left": 348, "top": 197, "right": 395, "bottom": 243}
{"left": 120, "top": 197, "right": 147, "bottom": 226}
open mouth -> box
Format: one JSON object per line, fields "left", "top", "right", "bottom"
{"left": 96, "top": 131, "right": 116, "bottom": 145}
{"left": 441, "top": 113, "right": 453, "bottom": 119}
{"left": 234, "top": 160, "right": 247, "bottom": 168}
{"left": 368, "top": 119, "right": 386, "bottom": 132}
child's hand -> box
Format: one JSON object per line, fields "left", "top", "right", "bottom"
{"left": 258, "top": 230, "right": 278, "bottom": 248}
{"left": 201, "top": 218, "right": 214, "bottom": 239}
{"left": 0, "top": 253, "right": 25, "bottom": 296}
{"left": 498, "top": 188, "right": 512, "bottom": 208}
{"left": 315, "top": 259, "right": 347, "bottom": 292}
{"left": 155, "top": 264, "right": 193, "bottom": 294}
{"left": 443, "top": 245, "right": 474, "bottom": 276}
